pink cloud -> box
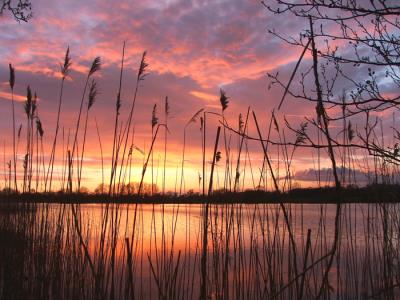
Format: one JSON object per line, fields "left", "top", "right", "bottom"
{"left": 0, "top": 0, "right": 393, "bottom": 192}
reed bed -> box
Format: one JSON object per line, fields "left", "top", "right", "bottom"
{"left": 1, "top": 201, "right": 400, "bottom": 299}
{"left": 1, "top": 36, "right": 400, "bottom": 300}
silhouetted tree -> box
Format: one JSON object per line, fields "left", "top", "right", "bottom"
{"left": 1, "top": 0, "right": 32, "bottom": 22}
{"left": 262, "top": 3, "right": 400, "bottom": 296}
{"left": 264, "top": 0, "right": 400, "bottom": 165}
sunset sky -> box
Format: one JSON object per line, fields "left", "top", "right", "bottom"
{"left": 0, "top": 0, "right": 392, "bottom": 192}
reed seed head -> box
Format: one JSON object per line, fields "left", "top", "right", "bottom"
{"left": 18, "top": 124, "right": 22, "bottom": 139}
{"left": 219, "top": 89, "right": 229, "bottom": 111}
{"left": 165, "top": 96, "right": 170, "bottom": 117}
{"left": 25, "top": 86, "right": 32, "bottom": 117}
{"left": 116, "top": 92, "right": 121, "bottom": 115}
{"left": 88, "top": 79, "right": 98, "bottom": 110}
{"left": 187, "top": 108, "right": 204, "bottom": 127}
{"left": 239, "top": 113, "right": 244, "bottom": 133}
{"left": 61, "top": 46, "right": 72, "bottom": 78}
{"left": 294, "top": 121, "right": 308, "bottom": 147}
{"left": 89, "top": 57, "right": 101, "bottom": 77}
{"left": 137, "top": 51, "right": 148, "bottom": 82}
{"left": 216, "top": 151, "right": 221, "bottom": 163}
{"left": 9, "top": 63, "right": 15, "bottom": 90}
{"left": 32, "top": 92, "right": 37, "bottom": 116}
{"left": 152, "top": 104, "right": 158, "bottom": 128}
{"left": 36, "top": 118, "right": 44, "bottom": 137}
{"left": 347, "top": 121, "right": 354, "bottom": 142}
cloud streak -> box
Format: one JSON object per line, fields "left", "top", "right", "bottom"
{"left": 0, "top": 0, "right": 387, "bottom": 191}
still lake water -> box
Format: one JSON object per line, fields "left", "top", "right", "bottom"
{"left": 59, "top": 203, "right": 399, "bottom": 298}
{"left": 1, "top": 202, "right": 399, "bottom": 299}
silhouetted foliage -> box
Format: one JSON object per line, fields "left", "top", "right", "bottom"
{"left": 0, "top": 0, "right": 32, "bottom": 22}
{"left": 264, "top": 0, "right": 400, "bottom": 165}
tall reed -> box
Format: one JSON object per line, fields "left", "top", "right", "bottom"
{"left": 109, "top": 42, "right": 126, "bottom": 195}
{"left": 45, "top": 46, "right": 71, "bottom": 192}
{"left": 114, "top": 51, "right": 148, "bottom": 195}
{"left": 77, "top": 79, "right": 98, "bottom": 190}
{"left": 8, "top": 63, "right": 17, "bottom": 192}
{"left": 151, "top": 104, "right": 158, "bottom": 195}
{"left": 23, "top": 86, "right": 32, "bottom": 193}
{"left": 72, "top": 57, "right": 101, "bottom": 191}
{"left": 179, "top": 109, "right": 204, "bottom": 195}
{"left": 163, "top": 96, "right": 169, "bottom": 194}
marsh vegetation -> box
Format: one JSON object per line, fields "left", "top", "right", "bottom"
{"left": 1, "top": 0, "right": 400, "bottom": 299}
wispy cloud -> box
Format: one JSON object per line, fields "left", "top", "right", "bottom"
{"left": 0, "top": 0, "right": 381, "bottom": 191}
{"left": 0, "top": 91, "right": 26, "bottom": 103}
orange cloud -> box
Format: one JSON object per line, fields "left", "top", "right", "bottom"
{"left": 0, "top": 91, "right": 26, "bottom": 102}
{"left": 190, "top": 91, "right": 216, "bottom": 102}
